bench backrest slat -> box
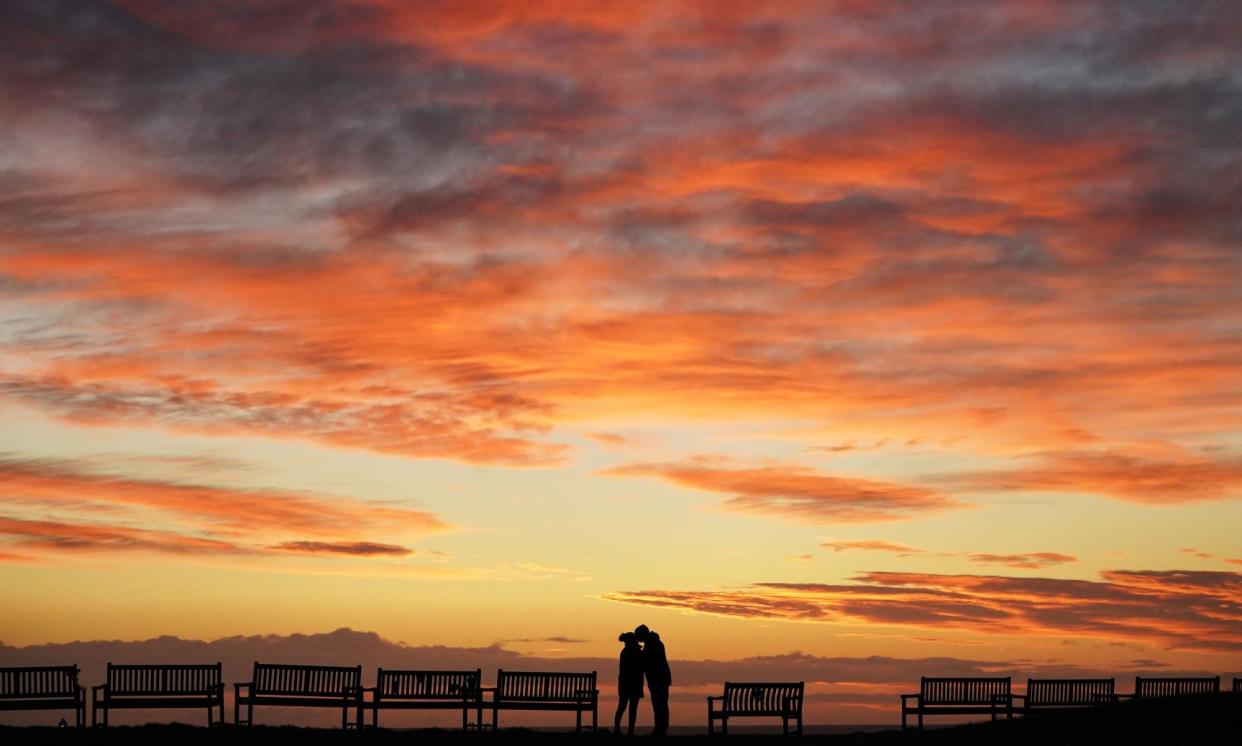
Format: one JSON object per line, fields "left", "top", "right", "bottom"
{"left": 378, "top": 669, "right": 480, "bottom": 700}
{"left": 0, "top": 666, "right": 80, "bottom": 698}
{"left": 495, "top": 670, "right": 596, "bottom": 702}
{"left": 1135, "top": 676, "right": 1219, "bottom": 698}
{"left": 252, "top": 663, "right": 361, "bottom": 696}
{"left": 723, "top": 682, "right": 803, "bottom": 713}
{"left": 921, "top": 677, "right": 1010, "bottom": 705}
{"left": 1025, "top": 678, "right": 1113, "bottom": 706}
{"left": 107, "top": 664, "right": 221, "bottom": 695}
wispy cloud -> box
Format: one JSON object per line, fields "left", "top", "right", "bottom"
{"left": 947, "top": 448, "right": 1242, "bottom": 505}
{"left": 821, "top": 540, "right": 1076, "bottom": 569}
{"left": 603, "top": 457, "right": 961, "bottom": 523}
{"left": 269, "top": 541, "right": 413, "bottom": 557}
{"left": 0, "top": 454, "right": 447, "bottom": 561}
{"left": 605, "top": 568, "right": 1242, "bottom": 652}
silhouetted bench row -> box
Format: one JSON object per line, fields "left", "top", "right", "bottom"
{"left": 0, "top": 663, "right": 597, "bottom": 730}
{"left": 901, "top": 675, "right": 1227, "bottom": 730}
{"left": 235, "top": 664, "right": 600, "bottom": 731}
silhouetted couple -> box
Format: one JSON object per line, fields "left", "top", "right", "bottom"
{"left": 614, "top": 624, "right": 672, "bottom": 736}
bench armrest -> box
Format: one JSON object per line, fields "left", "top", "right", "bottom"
{"left": 234, "top": 682, "right": 252, "bottom": 697}
{"left": 900, "top": 693, "right": 920, "bottom": 703}
{"left": 1010, "top": 693, "right": 1025, "bottom": 702}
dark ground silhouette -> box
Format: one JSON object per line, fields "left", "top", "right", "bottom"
{"left": 1, "top": 693, "right": 1239, "bottom": 745}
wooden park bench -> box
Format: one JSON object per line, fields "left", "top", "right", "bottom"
{"left": 1132, "top": 676, "right": 1219, "bottom": 698}
{"left": 365, "top": 668, "right": 483, "bottom": 729}
{"left": 1014, "top": 678, "right": 1115, "bottom": 714}
{"left": 234, "top": 662, "right": 363, "bottom": 728}
{"left": 0, "top": 665, "right": 86, "bottom": 727}
{"left": 707, "top": 681, "right": 804, "bottom": 736}
{"left": 484, "top": 670, "right": 597, "bottom": 731}
{"left": 91, "top": 663, "right": 223, "bottom": 726}
{"left": 901, "top": 676, "right": 1012, "bottom": 730}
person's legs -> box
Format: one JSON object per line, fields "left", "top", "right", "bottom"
{"left": 614, "top": 695, "right": 628, "bottom": 733}
{"left": 650, "top": 686, "right": 669, "bottom": 735}
{"left": 626, "top": 698, "right": 638, "bottom": 735}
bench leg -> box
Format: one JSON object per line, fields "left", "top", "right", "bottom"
{"left": 918, "top": 709, "right": 923, "bottom": 730}
{"left": 722, "top": 716, "right": 727, "bottom": 736}
{"left": 492, "top": 706, "right": 498, "bottom": 731}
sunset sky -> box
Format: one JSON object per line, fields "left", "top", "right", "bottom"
{"left": 2, "top": 0, "right": 1241, "bottom": 725}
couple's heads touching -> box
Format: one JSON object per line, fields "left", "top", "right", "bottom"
{"left": 619, "top": 624, "right": 661, "bottom": 648}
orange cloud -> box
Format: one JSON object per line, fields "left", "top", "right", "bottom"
{"left": 0, "top": 455, "right": 448, "bottom": 564}
{"left": 0, "top": 455, "right": 447, "bottom": 537}
{"left": 605, "top": 568, "right": 1242, "bottom": 652}
{"left": 1, "top": 0, "right": 1239, "bottom": 508}
{"left": 949, "top": 448, "right": 1242, "bottom": 504}
{"left": 603, "top": 458, "right": 962, "bottom": 523}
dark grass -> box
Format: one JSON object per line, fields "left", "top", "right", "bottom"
{"left": 4, "top": 693, "right": 1239, "bottom": 746}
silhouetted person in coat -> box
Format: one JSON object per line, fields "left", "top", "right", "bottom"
{"left": 635, "top": 624, "right": 671, "bottom": 736}
{"left": 614, "top": 631, "right": 644, "bottom": 735}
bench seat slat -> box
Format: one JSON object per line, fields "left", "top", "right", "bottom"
{"left": 901, "top": 677, "right": 1012, "bottom": 731}
{"left": 489, "top": 670, "right": 598, "bottom": 732}
{"left": 707, "top": 681, "right": 804, "bottom": 736}
{"left": 236, "top": 663, "right": 363, "bottom": 729}
{"left": 0, "top": 665, "right": 85, "bottom": 725}
{"left": 1024, "top": 678, "right": 1114, "bottom": 709}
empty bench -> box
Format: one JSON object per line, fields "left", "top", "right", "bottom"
{"left": 235, "top": 662, "right": 362, "bottom": 728}
{"left": 0, "top": 666, "right": 86, "bottom": 727}
{"left": 901, "top": 676, "right": 1012, "bottom": 730}
{"left": 91, "top": 663, "right": 223, "bottom": 726}
{"left": 485, "top": 670, "right": 597, "bottom": 731}
{"left": 1015, "top": 678, "right": 1114, "bottom": 714}
{"left": 707, "top": 681, "right": 804, "bottom": 736}
{"left": 366, "top": 668, "right": 483, "bottom": 729}
{"left": 1133, "top": 676, "right": 1219, "bottom": 698}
